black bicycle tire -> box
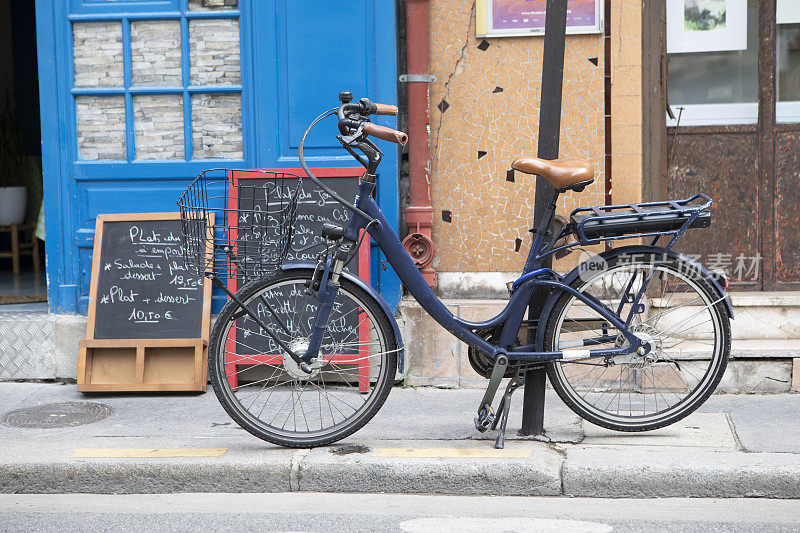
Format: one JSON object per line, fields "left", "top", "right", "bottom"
{"left": 209, "top": 270, "right": 398, "bottom": 448}
{"left": 544, "top": 252, "right": 731, "bottom": 432}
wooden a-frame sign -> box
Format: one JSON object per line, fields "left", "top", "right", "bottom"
{"left": 78, "top": 212, "right": 213, "bottom": 392}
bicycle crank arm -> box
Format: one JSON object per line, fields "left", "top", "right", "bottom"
{"left": 474, "top": 353, "right": 509, "bottom": 432}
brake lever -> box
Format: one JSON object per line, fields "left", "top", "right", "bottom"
{"left": 338, "top": 122, "right": 365, "bottom": 145}
{"left": 338, "top": 121, "right": 383, "bottom": 155}
{"left": 339, "top": 139, "right": 369, "bottom": 168}
{"left": 362, "top": 136, "right": 383, "bottom": 156}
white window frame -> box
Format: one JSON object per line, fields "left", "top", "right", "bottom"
{"left": 667, "top": 103, "right": 759, "bottom": 127}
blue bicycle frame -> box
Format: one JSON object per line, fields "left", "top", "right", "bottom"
{"left": 301, "top": 176, "right": 652, "bottom": 366}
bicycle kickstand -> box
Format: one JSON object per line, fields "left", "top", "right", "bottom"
{"left": 492, "top": 373, "right": 523, "bottom": 449}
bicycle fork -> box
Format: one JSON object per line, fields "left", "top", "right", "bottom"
{"left": 303, "top": 242, "right": 353, "bottom": 361}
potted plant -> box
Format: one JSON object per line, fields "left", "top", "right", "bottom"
{"left": 0, "top": 92, "right": 28, "bottom": 226}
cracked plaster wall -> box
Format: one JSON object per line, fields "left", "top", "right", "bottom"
{"left": 427, "top": 0, "right": 642, "bottom": 274}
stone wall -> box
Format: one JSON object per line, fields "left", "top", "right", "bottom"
{"left": 189, "top": 18, "right": 241, "bottom": 86}
{"left": 426, "top": 1, "right": 644, "bottom": 279}
{"left": 188, "top": 0, "right": 238, "bottom": 10}
{"left": 401, "top": 294, "right": 800, "bottom": 391}
{"left": 191, "top": 93, "right": 243, "bottom": 159}
{"left": 72, "top": 21, "right": 123, "bottom": 88}
{"left": 609, "top": 0, "right": 643, "bottom": 205}
{"left": 133, "top": 95, "right": 185, "bottom": 160}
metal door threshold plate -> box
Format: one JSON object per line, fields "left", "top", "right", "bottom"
{"left": 0, "top": 312, "right": 55, "bottom": 379}
{"left": 1, "top": 402, "right": 114, "bottom": 429}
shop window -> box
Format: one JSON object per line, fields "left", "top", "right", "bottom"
{"left": 131, "top": 20, "right": 182, "bottom": 87}
{"left": 777, "top": 1, "right": 800, "bottom": 123}
{"left": 72, "top": 22, "right": 124, "bottom": 88}
{"left": 70, "top": 5, "right": 242, "bottom": 162}
{"left": 76, "top": 96, "right": 127, "bottom": 160}
{"left": 667, "top": 0, "right": 759, "bottom": 126}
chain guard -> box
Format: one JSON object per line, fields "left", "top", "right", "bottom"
{"left": 467, "top": 328, "right": 517, "bottom": 379}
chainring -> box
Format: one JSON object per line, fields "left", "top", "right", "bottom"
{"left": 467, "top": 328, "right": 518, "bottom": 379}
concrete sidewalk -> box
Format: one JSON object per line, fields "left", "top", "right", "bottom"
{"left": 1, "top": 382, "right": 799, "bottom": 498}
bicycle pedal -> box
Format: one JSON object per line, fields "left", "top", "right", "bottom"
{"left": 474, "top": 405, "right": 495, "bottom": 433}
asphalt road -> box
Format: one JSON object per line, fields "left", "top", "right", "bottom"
{"left": 1, "top": 493, "right": 799, "bottom": 532}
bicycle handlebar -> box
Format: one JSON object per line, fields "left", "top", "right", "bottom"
{"left": 296, "top": 93, "right": 404, "bottom": 228}
{"left": 363, "top": 123, "right": 408, "bottom": 145}
{"left": 336, "top": 97, "right": 405, "bottom": 144}
{"left": 373, "top": 103, "right": 398, "bottom": 116}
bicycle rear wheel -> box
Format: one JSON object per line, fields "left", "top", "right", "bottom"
{"left": 209, "top": 270, "right": 397, "bottom": 447}
{"left": 543, "top": 251, "right": 730, "bottom": 432}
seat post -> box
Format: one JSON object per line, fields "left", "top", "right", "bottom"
{"left": 523, "top": 187, "right": 560, "bottom": 273}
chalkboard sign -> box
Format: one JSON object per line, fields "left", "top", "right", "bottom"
{"left": 78, "top": 213, "right": 213, "bottom": 393}
{"left": 89, "top": 215, "right": 209, "bottom": 339}
{"left": 224, "top": 169, "right": 370, "bottom": 392}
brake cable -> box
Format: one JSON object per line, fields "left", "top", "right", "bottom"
{"left": 297, "top": 108, "right": 376, "bottom": 223}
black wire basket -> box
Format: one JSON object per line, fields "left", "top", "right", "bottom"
{"left": 178, "top": 169, "right": 302, "bottom": 282}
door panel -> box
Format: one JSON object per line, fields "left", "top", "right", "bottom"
{"left": 251, "top": 0, "right": 401, "bottom": 307}
{"left": 37, "top": 0, "right": 400, "bottom": 313}
{"left": 667, "top": 131, "right": 760, "bottom": 288}
{"left": 774, "top": 131, "right": 800, "bottom": 283}
{"left": 281, "top": 1, "right": 371, "bottom": 151}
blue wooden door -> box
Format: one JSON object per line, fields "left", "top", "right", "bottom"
{"left": 36, "top": 0, "right": 399, "bottom": 314}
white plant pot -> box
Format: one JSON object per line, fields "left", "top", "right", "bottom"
{"left": 0, "top": 186, "right": 27, "bottom": 226}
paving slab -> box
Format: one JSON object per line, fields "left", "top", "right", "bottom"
{"left": 363, "top": 387, "right": 583, "bottom": 443}
{"left": 0, "top": 384, "right": 581, "bottom": 442}
{"left": 0, "top": 382, "right": 49, "bottom": 414}
{"left": 581, "top": 412, "right": 739, "bottom": 450}
{"left": 699, "top": 394, "right": 800, "bottom": 453}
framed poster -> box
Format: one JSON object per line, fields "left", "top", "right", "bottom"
{"left": 476, "top": 0, "right": 603, "bottom": 38}
{"left": 667, "top": 0, "right": 748, "bottom": 54}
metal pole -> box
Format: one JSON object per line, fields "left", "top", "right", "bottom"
{"left": 519, "top": 0, "right": 569, "bottom": 437}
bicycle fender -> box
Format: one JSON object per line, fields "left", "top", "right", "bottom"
{"left": 280, "top": 261, "right": 405, "bottom": 372}
{"left": 534, "top": 245, "right": 734, "bottom": 351}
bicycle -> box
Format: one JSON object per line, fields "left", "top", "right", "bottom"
{"left": 178, "top": 91, "right": 732, "bottom": 449}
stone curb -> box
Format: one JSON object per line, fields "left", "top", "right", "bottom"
{"left": 296, "top": 445, "right": 563, "bottom": 496}
{"left": 2, "top": 446, "right": 799, "bottom": 498}
{"left": 1, "top": 460, "right": 292, "bottom": 495}
{"left": 561, "top": 446, "right": 800, "bottom": 499}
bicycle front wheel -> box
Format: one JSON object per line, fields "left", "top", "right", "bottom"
{"left": 543, "top": 251, "right": 731, "bottom": 432}
{"left": 209, "top": 270, "right": 397, "bottom": 447}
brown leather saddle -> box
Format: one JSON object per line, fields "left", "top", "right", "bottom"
{"left": 511, "top": 156, "right": 594, "bottom": 192}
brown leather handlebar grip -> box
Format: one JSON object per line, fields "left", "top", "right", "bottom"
{"left": 374, "top": 103, "right": 398, "bottom": 116}
{"left": 363, "top": 122, "right": 408, "bottom": 145}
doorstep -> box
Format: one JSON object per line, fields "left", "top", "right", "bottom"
{"left": 0, "top": 312, "right": 85, "bottom": 380}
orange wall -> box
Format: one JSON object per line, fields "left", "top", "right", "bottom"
{"left": 427, "top": 0, "right": 641, "bottom": 273}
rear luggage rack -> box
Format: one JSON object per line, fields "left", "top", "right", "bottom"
{"left": 569, "top": 193, "right": 712, "bottom": 243}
